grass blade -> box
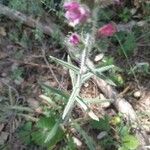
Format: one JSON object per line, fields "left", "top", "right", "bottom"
{"left": 74, "top": 123, "right": 96, "bottom": 150}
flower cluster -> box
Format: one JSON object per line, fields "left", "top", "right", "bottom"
{"left": 64, "top": 1, "right": 90, "bottom": 27}
{"left": 64, "top": 1, "right": 117, "bottom": 46}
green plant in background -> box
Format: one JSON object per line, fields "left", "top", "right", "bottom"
{"left": 18, "top": 122, "right": 33, "bottom": 145}
{"left": 119, "top": 7, "right": 132, "bottom": 23}
{"left": 118, "top": 126, "right": 139, "bottom": 150}
{"left": 32, "top": 117, "right": 64, "bottom": 149}
{"left": 11, "top": 67, "right": 24, "bottom": 81}
{"left": 19, "top": 117, "right": 64, "bottom": 149}
{"left": 9, "top": 0, "right": 43, "bottom": 16}
{"left": 33, "top": 27, "right": 44, "bottom": 42}
{"left": 115, "top": 32, "right": 137, "bottom": 57}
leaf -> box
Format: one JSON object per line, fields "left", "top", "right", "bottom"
{"left": 41, "top": 83, "right": 69, "bottom": 100}
{"left": 49, "top": 56, "right": 79, "bottom": 74}
{"left": 39, "top": 94, "right": 56, "bottom": 106}
{"left": 32, "top": 117, "right": 64, "bottom": 148}
{"left": 62, "top": 85, "right": 80, "bottom": 120}
{"left": 74, "top": 123, "right": 96, "bottom": 150}
{"left": 82, "top": 65, "right": 115, "bottom": 83}
{"left": 89, "top": 65, "right": 114, "bottom": 76}
{"left": 44, "top": 120, "right": 60, "bottom": 143}
{"left": 68, "top": 55, "right": 77, "bottom": 88}
{"left": 122, "top": 134, "right": 139, "bottom": 150}
{"left": 88, "top": 110, "right": 99, "bottom": 121}
{"left": 94, "top": 65, "right": 115, "bottom": 73}
{"left": 76, "top": 97, "right": 99, "bottom": 121}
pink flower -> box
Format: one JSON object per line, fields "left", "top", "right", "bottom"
{"left": 64, "top": 1, "right": 79, "bottom": 11}
{"left": 98, "top": 23, "right": 117, "bottom": 37}
{"left": 63, "top": 1, "right": 90, "bottom": 26}
{"left": 69, "top": 33, "right": 80, "bottom": 46}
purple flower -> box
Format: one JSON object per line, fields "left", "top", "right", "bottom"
{"left": 63, "top": 1, "right": 90, "bottom": 26}
{"left": 69, "top": 33, "right": 80, "bottom": 46}
{"left": 64, "top": 1, "right": 79, "bottom": 11}
{"left": 98, "top": 23, "right": 117, "bottom": 37}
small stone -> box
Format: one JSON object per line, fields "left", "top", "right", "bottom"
{"left": 133, "top": 91, "right": 141, "bottom": 98}
{"left": 72, "top": 136, "right": 82, "bottom": 147}
{"left": 97, "top": 131, "right": 108, "bottom": 140}
{"left": 1, "top": 73, "right": 7, "bottom": 77}
{"left": 83, "top": 82, "right": 89, "bottom": 87}
{"left": 94, "top": 53, "right": 104, "bottom": 62}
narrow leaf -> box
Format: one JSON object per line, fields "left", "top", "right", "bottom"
{"left": 68, "top": 55, "right": 77, "bottom": 88}
{"left": 49, "top": 56, "right": 79, "bottom": 73}
{"left": 74, "top": 123, "right": 96, "bottom": 150}
{"left": 44, "top": 121, "right": 60, "bottom": 143}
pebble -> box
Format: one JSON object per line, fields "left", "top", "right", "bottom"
{"left": 83, "top": 82, "right": 89, "bottom": 87}
{"left": 133, "top": 91, "right": 141, "bottom": 98}
{"left": 94, "top": 53, "right": 104, "bottom": 62}
{"left": 97, "top": 131, "right": 108, "bottom": 140}
{"left": 72, "top": 136, "right": 82, "bottom": 147}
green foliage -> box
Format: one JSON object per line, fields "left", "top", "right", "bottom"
{"left": 11, "top": 67, "right": 24, "bottom": 81}
{"left": 116, "top": 32, "right": 137, "bottom": 57}
{"left": 95, "top": 38, "right": 110, "bottom": 52}
{"left": 120, "top": 134, "right": 139, "bottom": 150}
{"left": 74, "top": 123, "right": 96, "bottom": 150}
{"left": 9, "top": 0, "right": 43, "bottom": 16}
{"left": 32, "top": 117, "right": 64, "bottom": 148}
{"left": 100, "top": 135, "right": 115, "bottom": 150}
{"left": 97, "top": 8, "right": 113, "bottom": 22}
{"left": 90, "top": 115, "right": 139, "bottom": 150}
{"left": 119, "top": 7, "right": 132, "bottom": 22}
{"left": 63, "top": 138, "right": 77, "bottom": 150}
{"left": 18, "top": 122, "right": 33, "bottom": 144}
{"left": 33, "top": 27, "right": 44, "bottom": 42}
{"left": 91, "top": 115, "right": 111, "bottom": 132}
{"left": 117, "top": 123, "right": 139, "bottom": 150}
{"left": 41, "top": 0, "right": 62, "bottom": 12}
{"left": 19, "top": 117, "right": 65, "bottom": 149}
